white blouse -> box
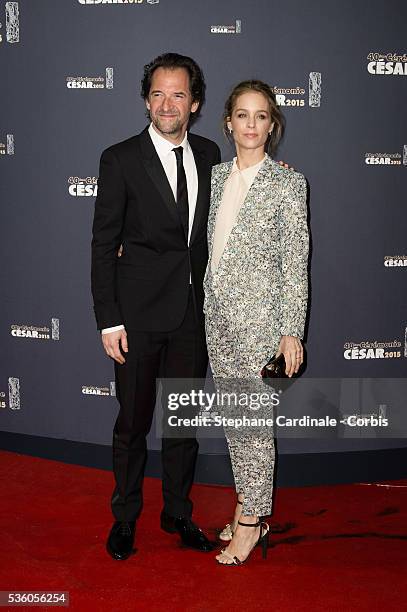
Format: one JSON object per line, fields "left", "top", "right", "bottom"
{"left": 211, "top": 154, "right": 266, "bottom": 273}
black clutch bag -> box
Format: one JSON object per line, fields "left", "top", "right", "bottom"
{"left": 261, "top": 353, "right": 287, "bottom": 378}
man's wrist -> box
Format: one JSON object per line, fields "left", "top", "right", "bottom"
{"left": 101, "top": 325, "right": 125, "bottom": 335}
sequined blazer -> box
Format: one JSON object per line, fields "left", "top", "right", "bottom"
{"left": 204, "top": 155, "right": 309, "bottom": 357}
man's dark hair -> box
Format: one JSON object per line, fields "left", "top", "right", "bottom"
{"left": 141, "top": 52, "right": 206, "bottom": 118}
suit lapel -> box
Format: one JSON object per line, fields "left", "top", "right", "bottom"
{"left": 209, "top": 156, "right": 280, "bottom": 266}
{"left": 207, "top": 162, "right": 232, "bottom": 257}
{"left": 189, "top": 143, "right": 210, "bottom": 245}
{"left": 239, "top": 155, "right": 276, "bottom": 212}
{"left": 138, "top": 128, "right": 182, "bottom": 229}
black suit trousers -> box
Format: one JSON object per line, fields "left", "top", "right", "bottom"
{"left": 111, "top": 289, "right": 208, "bottom": 521}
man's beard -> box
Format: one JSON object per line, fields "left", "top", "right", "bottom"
{"left": 152, "top": 112, "right": 183, "bottom": 135}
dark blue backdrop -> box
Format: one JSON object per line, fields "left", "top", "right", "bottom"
{"left": 1, "top": 0, "right": 406, "bottom": 479}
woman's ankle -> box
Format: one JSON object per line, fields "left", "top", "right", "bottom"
{"left": 238, "top": 514, "right": 258, "bottom": 525}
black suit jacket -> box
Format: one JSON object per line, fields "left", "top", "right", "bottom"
{"left": 91, "top": 127, "right": 221, "bottom": 331}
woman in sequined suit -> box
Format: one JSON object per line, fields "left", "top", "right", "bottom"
{"left": 203, "top": 81, "right": 309, "bottom": 565}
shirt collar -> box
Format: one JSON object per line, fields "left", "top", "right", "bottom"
{"left": 230, "top": 154, "right": 267, "bottom": 188}
{"left": 232, "top": 154, "right": 267, "bottom": 174}
{"left": 148, "top": 123, "right": 189, "bottom": 157}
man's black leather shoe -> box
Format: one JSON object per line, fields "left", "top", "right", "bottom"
{"left": 161, "top": 512, "right": 214, "bottom": 552}
{"left": 106, "top": 521, "right": 136, "bottom": 560}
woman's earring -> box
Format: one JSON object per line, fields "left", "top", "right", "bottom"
{"left": 229, "top": 128, "right": 233, "bottom": 134}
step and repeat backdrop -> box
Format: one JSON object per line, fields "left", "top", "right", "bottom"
{"left": 1, "top": 0, "right": 406, "bottom": 464}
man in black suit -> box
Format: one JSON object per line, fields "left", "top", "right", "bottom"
{"left": 91, "top": 53, "right": 220, "bottom": 560}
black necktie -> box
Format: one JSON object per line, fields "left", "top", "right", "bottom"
{"left": 173, "top": 146, "right": 189, "bottom": 240}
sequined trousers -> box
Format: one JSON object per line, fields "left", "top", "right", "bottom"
{"left": 204, "top": 271, "right": 276, "bottom": 517}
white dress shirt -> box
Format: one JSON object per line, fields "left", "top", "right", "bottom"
{"left": 102, "top": 124, "right": 199, "bottom": 335}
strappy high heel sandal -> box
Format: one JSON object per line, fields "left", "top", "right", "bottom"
{"left": 217, "top": 519, "right": 270, "bottom": 566}
{"left": 219, "top": 499, "right": 242, "bottom": 542}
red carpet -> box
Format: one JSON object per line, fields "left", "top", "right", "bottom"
{"left": 0, "top": 450, "right": 406, "bottom": 611}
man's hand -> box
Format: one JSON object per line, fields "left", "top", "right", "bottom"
{"left": 276, "top": 335, "right": 303, "bottom": 377}
{"left": 102, "top": 329, "right": 128, "bottom": 364}
{"left": 278, "top": 160, "right": 294, "bottom": 171}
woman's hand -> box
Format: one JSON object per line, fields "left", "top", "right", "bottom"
{"left": 276, "top": 335, "right": 303, "bottom": 377}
